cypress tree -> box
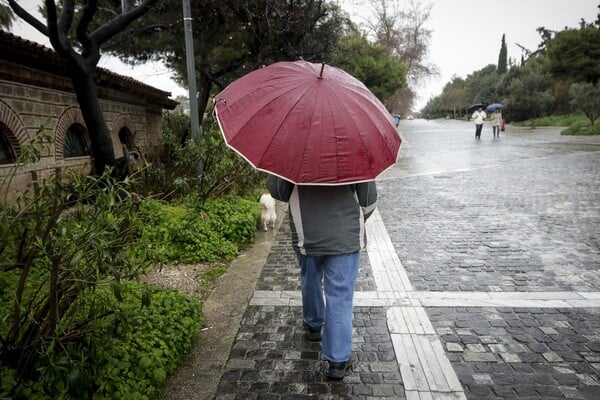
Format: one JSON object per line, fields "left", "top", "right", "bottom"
{"left": 497, "top": 33, "right": 508, "bottom": 73}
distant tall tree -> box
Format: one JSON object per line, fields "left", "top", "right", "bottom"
{"left": 464, "top": 64, "right": 500, "bottom": 105}
{"left": 8, "top": 0, "right": 160, "bottom": 175}
{"left": 385, "top": 87, "right": 414, "bottom": 116}
{"left": 439, "top": 75, "right": 468, "bottom": 118}
{"left": 497, "top": 33, "right": 507, "bottom": 73}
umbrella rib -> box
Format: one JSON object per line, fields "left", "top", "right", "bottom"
{"left": 257, "top": 84, "right": 314, "bottom": 167}
{"left": 232, "top": 82, "right": 309, "bottom": 144}
{"left": 329, "top": 87, "right": 395, "bottom": 177}
{"left": 296, "top": 88, "right": 320, "bottom": 180}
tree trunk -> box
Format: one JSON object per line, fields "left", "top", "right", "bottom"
{"left": 196, "top": 71, "right": 213, "bottom": 127}
{"left": 70, "top": 63, "right": 116, "bottom": 175}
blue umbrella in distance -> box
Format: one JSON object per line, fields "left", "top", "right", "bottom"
{"left": 486, "top": 103, "right": 504, "bottom": 112}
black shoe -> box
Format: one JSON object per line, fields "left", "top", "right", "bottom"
{"left": 304, "top": 323, "right": 322, "bottom": 341}
{"left": 328, "top": 360, "right": 351, "bottom": 380}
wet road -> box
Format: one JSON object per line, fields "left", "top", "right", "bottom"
{"left": 381, "top": 119, "right": 600, "bottom": 180}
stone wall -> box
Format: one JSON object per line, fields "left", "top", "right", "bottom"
{"left": 0, "top": 31, "right": 177, "bottom": 204}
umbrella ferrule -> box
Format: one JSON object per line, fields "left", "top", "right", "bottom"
{"left": 319, "top": 63, "right": 325, "bottom": 79}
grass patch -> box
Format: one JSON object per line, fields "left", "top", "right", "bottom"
{"left": 515, "top": 114, "right": 588, "bottom": 128}
{"left": 201, "top": 265, "right": 228, "bottom": 283}
{"left": 513, "top": 114, "right": 599, "bottom": 135}
{"left": 561, "top": 122, "right": 600, "bottom": 135}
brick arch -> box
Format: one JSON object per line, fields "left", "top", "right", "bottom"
{"left": 113, "top": 114, "right": 136, "bottom": 139}
{"left": 0, "top": 99, "right": 29, "bottom": 157}
{"left": 55, "top": 107, "right": 87, "bottom": 160}
{"left": 113, "top": 114, "right": 138, "bottom": 158}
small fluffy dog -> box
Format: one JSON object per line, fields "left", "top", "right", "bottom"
{"left": 259, "top": 193, "right": 277, "bottom": 232}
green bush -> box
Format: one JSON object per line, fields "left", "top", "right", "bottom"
{"left": 1, "top": 282, "right": 202, "bottom": 400}
{"left": 562, "top": 122, "right": 600, "bottom": 135}
{"left": 0, "top": 128, "right": 154, "bottom": 392}
{"left": 135, "top": 112, "right": 264, "bottom": 202}
{"left": 135, "top": 195, "right": 260, "bottom": 264}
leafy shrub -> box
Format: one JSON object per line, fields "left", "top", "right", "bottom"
{"left": 569, "top": 82, "right": 600, "bottom": 126}
{"left": 92, "top": 283, "right": 202, "bottom": 400}
{"left": 0, "top": 128, "right": 151, "bottom": 390}
{"left": 134, "top": 112, "right": 264, "bottom": 202}
{"left": 1, "top": 282, "right": 202, "bottom": 400}
{"left": 135, "top": 195, "right": 260, "bottom": 264}
{"left": 0, "top": 118, "right": 262, "bottom": 400}
{"left": 562, "top": 121, "right": 600, "bottom": 135}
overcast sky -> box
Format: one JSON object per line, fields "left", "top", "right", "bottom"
{"left": 9, "top": 0, "right": 599, "bottom": 110}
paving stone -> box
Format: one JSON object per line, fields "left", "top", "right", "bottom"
{"left": 377, "top": 147, "right": 600, "bottom": 293}
{"left": 428, "top": 307, "right": 600, "bottom": 400}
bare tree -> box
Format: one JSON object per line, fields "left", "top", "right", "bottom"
{"left": 385, "top": 86, "right": 414, "bottom": 116}
{"left": 368, "top": 0, "right": 438, "bottom": 86}
{"left": 8, "top": 0, "right": 160, "bottom": 175}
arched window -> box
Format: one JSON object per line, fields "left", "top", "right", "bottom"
{"left": 0, "top": 122, "right": 17, "bottom": 165}
{"left": 118, "top": 126, "right": 139, "bottom": 163}
{"left": 63, "top": 123, "right": 90, "bottom": 158}
{"left": 118, "top": 127, "right": 135, "bottom": 151}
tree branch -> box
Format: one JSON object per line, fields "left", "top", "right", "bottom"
{"left": 44, "top": 0, "right": 71, "bottom": 57}
{"left": 77, "top": 0, "right": 97, "bottom": 49}
{"left": 57, "top": 0, "right": 75, "bottom": 39}
{"left": 90, "top": 0, "right": 160, "bottom": 46}
{"left": 7, "top": 0, "right": 48, "bottom": 36}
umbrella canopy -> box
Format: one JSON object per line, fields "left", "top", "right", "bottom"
{"left": 486, "top": 103, "right": 504, "bottom": 112}
{"left": 214, "top": 60, "right": 401, "bottom": 185}
{"left": 468, "top": 103, "right": 485, "bottom": 113}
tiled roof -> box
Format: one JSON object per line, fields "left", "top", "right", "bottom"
{"left": 0, "top": 29, "right": 178, "bottom": 109}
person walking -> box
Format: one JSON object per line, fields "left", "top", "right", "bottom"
{"left": 491, "top": 109, "right": 502, "bottom": 138}
{"left": 266, "top": 175, "right": 377, "bottom": 380}
{"left": 472, "top": 106, "right": 486, "bottom": 140}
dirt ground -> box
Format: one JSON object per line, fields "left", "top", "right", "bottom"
{"left": 144, "top": 262, "right": 224, "bottom": 303}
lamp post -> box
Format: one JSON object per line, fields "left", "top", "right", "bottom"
{"left": 182, "top": 0, "right": 200, "bottom": 142}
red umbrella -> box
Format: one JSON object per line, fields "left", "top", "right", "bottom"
{"left": 214, "top": 60, "right": 401, "bottom": 185}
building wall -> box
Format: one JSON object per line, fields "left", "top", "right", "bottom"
{"left": 0, "top": 59, "right": 168, "bottom": 204}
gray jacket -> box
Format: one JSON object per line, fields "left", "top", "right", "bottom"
{"left": 266, "top": 175, "right": 377, "bottom": 256}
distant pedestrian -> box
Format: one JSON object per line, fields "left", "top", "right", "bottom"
{"left": 472, "top": 107, "right": 486, "bottom": 140}
{"left": 491, "top": 109, "right": 502, "bottom": 138}
{"left": 267, "top": 175, "right": 377, "bottom": 381}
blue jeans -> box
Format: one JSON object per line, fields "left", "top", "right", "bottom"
{"left": 296, "top": 251, "right": 360, "bottom": 362}
{"left": 475, "top": 124, "right": 483, "bottom": 138}
{"left": 493, "top": 125, "right": 500, "bottom": 137}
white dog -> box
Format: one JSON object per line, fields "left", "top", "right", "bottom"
{"left": 259, "top": 193, "right": 277, "bottom": 232}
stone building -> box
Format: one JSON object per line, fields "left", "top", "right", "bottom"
{"left": 0, "top": 30, "right": 178, "bottom": 203}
